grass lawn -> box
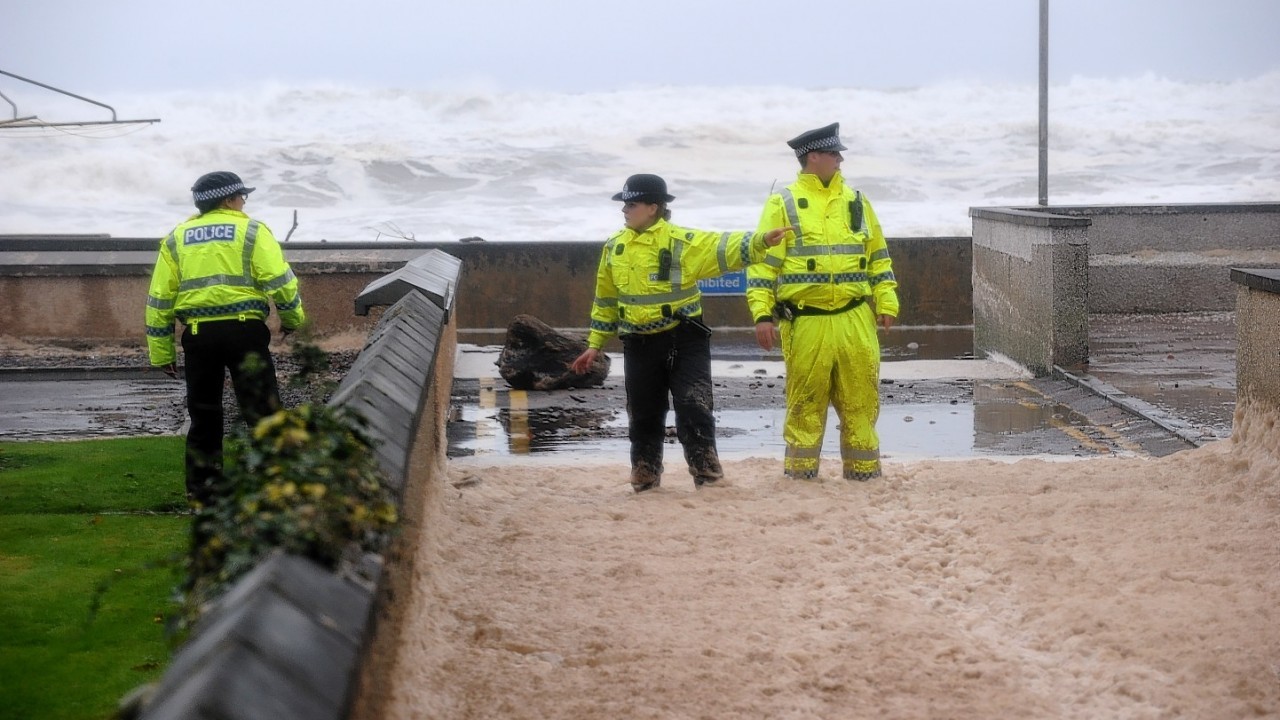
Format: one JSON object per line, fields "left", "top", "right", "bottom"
{"left": 0, "top": 437, "right": 191, "bottom": 720}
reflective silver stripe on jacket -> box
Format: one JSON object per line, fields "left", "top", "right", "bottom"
{"left": 715, "top": 232, "right": 732, "bottom": 273}
{"left": 778, "top": 189, "right": 804, "bottom": 245}
{"left": 261, "top": 267, "right": 297, "bottom": 292}
{"left": 179, "top": 274, "right": 254, "bottom": 291}
{"left": 670, "top": 236, "right": 685, "bottom": 287}
{"left": 619, "top": 286, "right": 700, "bottom": 306}
{"left": 788, "top": 243, "right": 865, "bottom": 257}
{"left": 241, "top": 220, "right": 259, "bottom": 280}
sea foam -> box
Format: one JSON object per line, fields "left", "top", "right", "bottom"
{"left": 1, "top": 73, "right": 1277, "bottom": 242}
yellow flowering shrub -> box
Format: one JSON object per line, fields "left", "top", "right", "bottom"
{"left": 180, "top": 403, "right": 398, "bottom": 622}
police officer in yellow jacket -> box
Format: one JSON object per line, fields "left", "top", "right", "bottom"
{"left": 747, "top": 124, "right": 899, "bottom": 481}
{"left": 571, "top": 174, "right": 791, "bottom": 492}
{"left": 145, "top": 171, "right": 306, "bottom": 503}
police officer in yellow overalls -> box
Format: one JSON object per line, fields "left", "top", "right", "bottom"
{"left": 571, "top": 174, "right": 791, "bottom": 492}
{"left": 747, "top": 124, "right": 899, "bottom": 481}
{"left": 145, "top": 171, "right": 306, "bottom": 503}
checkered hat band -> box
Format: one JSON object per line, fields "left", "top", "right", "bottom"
{"left": 794, "top": 136, "right": 842, "bottom": 156}
{"left": 193, "top": 182, "right": 246, "bottom": 202}
{"left": 618, "top": 190, "right": 649, "bottom": 200}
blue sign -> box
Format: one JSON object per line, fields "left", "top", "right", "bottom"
{"left": 697, "top": 270, "right": 746, "bottom": 295}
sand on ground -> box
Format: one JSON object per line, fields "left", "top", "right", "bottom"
{"left": 383, "top": 406, "right": 1280, "bottom": 720}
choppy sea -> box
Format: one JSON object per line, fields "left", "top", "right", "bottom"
{"left": 2, "top": 73, "right": 1277, "bottom": 242}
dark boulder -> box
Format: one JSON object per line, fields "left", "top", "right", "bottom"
{"left": 497, "top": 314, "right": 610, "bottom": 390}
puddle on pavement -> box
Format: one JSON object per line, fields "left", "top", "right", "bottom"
{"left": 447, "top": 380, "right": 1107, "bottom": 461}
{"left": 447, "top": 325, "right": 1141, "bottom": 460}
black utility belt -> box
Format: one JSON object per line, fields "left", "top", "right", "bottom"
{"left": 774, "top": 296, "right": 865, "bottom": 320}
{"left": 622, "top": 314, "right": 712, "bottom": 340}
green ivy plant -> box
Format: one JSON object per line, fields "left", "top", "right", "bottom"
{"left": 178, "top": 402, "right": 398, "bottom": 629}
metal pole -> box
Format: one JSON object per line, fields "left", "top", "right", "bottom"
{"left": 1038, "top": 0, "right": 1049, "bottom": 206}
{"left": 0, "top": 68, "right": 118, "bottom": 121}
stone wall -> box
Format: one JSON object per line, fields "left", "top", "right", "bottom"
{"left": 970, "top": 208, "right": 1090, "bottom": 376}
{"left": 991, "top": 203, "right": 1280, "bottom": 313}
{"left": 0, "top": 236, "right": 973, "bottom": 344}
{"left": 970, "top": 202, "right": 1280, "bottom": 376}
{"left": 1232, "top": 268, "right": 1280, "bottom": 414}
{"left": 136, "top": 255, "right": 459, "bottom": 720}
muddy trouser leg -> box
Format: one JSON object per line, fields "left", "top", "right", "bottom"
{"left": 622, "top": 332, "right": 672, "bottom": 489}
{"left": 181, "top": 324, "right": 229, "bottom": 505}
{"left": 670, "top": 324, "right": 721, "bottom": 484}
{"left": 830, "top": 304, "right": 883, "bottom": 480}
{"left": 781, "top": 315, "right": 834, "bottom": 478}
{"left": 182, "top": 320, "right": 283, "bottom": 506}
{"left": 225, "top": 320, "right": 282, "bottom": 427}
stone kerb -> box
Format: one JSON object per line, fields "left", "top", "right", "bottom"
{"left": 1231, "top": 268, "right": 1280, "bottom": 414}
{"left": 970, "top": 207, "right": 1090, "bottom": 376}
{"left": 138, "top": 255, "right": 460, "bottom": 720}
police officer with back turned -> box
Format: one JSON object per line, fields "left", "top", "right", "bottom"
{"left": 145, "top": 171, "right": 306, "bottom": 504}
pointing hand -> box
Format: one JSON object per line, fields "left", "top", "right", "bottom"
{"left": 763, "top": 226, "right": 798, "bottom": 247}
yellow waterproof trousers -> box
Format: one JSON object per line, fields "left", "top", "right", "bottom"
{"left": 780, "top": 303, "right": 882, "bottom": 480}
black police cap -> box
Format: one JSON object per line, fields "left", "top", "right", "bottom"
{"left": 191, "top": 171, "right": 256, "bottom": 204}
{"left": 786, "top": 123, "right": 848, "bottom": 157}
{"left": 611, "top": 173, "right": 675, "bottom": 203}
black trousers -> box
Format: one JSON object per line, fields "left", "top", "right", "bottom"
{"left": 180, "top": 319, "right": 281, "bottom": 503}
{"left": 621, "top": 320, "right": 722, "bottom": 483}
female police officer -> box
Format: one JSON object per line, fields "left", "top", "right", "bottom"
{"left": 570, "top": 174, "right": 791, "bottom": 493}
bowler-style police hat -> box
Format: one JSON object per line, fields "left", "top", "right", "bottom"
{"left": 611, "top": 174, "right": 675, "bottom": 203}
{"left": 786, "top": 123, "right": 848, "bottom": 157}
{"left": 191, "top": 171, "right": 256, "bottom": 204}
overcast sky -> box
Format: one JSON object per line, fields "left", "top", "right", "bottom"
{"left": 3, "top": 0, "right": 1278, "bottom": 96}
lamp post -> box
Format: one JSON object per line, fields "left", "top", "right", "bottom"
{"left": 1038, "top": 0, "right": 1049, "bottom": 206}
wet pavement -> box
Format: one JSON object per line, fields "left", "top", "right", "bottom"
{"left": 448, "top": 312, "right": 1236, "bottom": 463}
{"left": 1077, "top": 311, "right": 1236, "bottom": 444}
{"left": 0, "top": 313, "right": 1236, "bottom": 459}
{"left": 0, "top": 375, "right": 184, "bottom": 440}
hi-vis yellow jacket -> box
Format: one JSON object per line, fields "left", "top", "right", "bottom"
{"left": 746, "top": 171, "right": 898, "bottom": 322}
{"left": 145, "top": 209, "right": 306, "bottom": 366}
{"left": 586, "top": 218, "right": 773, "bottom": 349}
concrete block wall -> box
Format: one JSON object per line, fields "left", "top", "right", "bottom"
{"left": 0, "top": 239, "right": 431, "bottom": 341}
{"left": 1012, "top": 203, "right": 1280, "bottom": 313}
{"left": 136, "top": 254, "right": 459, "bottom": 720}
{"left": 0, "top": 236, "right": 974, "bottom": 345}
{"left": 1232, "top": 268, "right": 1280, "bottom": 414}
{"left": 970, "top": 202, "right": 1280, "bottom": 376}
{"left": 970, "top": 208, "right": 1090, "bottom": 376}
{"left": 414, "top": 237, "right": 974, "bottom": 331}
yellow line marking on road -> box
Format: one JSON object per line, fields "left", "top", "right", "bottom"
{"left": 1012, "top": 381, "right": 1145, "bottom": 456}
{"left": 508, "top": 389, "right": 529, "bottom": 453}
